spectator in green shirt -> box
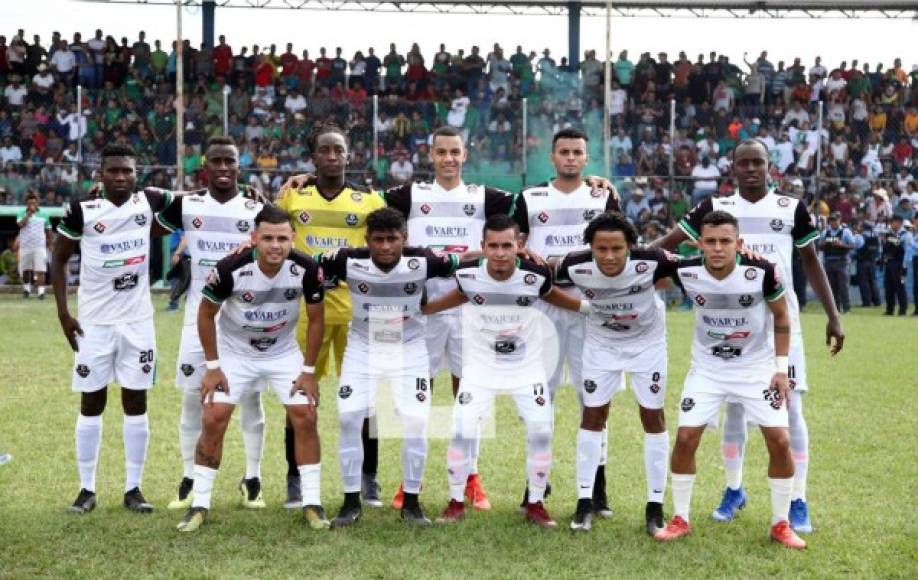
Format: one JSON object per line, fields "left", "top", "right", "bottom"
{"left": 614, "top": 50, "right": 635, "bottom": 90}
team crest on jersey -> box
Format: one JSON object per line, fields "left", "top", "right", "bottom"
{"left": 694, "top": 294, "right": 706, "bottom": 306}
{"left": 770, "top": 219, "right": 784, "bottom": 232}
{"left": 583, "top": 379, "right": 597, "bottom": 394}
{"left": 351, "top": 191, "right": 363, "bottom": 202}
{"left": 744, "top": 268, "right": 757, "bottom": 280}
{"left": 635, "top": 262, "right": 648, "bottom": 273}
{"left": 535, "top": 396, "right": 546, "bottom": 406}
{"left": 681, "top": 397, "right": 695, "bottom": 412}
{"left": 630, "top": 285, "right": 642, "bottom": 294}
{"left": 75, "top": 364, "right": 90, "bottom": 378}
{"left": 134, "top": 214, "right": 147, "bottom": 226}
{"left": 407, "top": 258, "right": 420, "bottom": 270}
{"left": 93, "top": 222, "right": 106, "bottom": 234}
{"left": 357, "top": 282, "right": 370, "bottom": 294}
{"left": 582, "top": 209, "right": 599, "bottom": 221}
{"left": 420, "top": 203, "right": 432, "bottom": 215}
{"left": 584, "top": 289, "right": 596, "bottom": 299}
{"left": 290, "top": 263, "right": 300, "bottom": 276}
{"left": 241, "top": 291, "right": 255, "bottom": 303}
{"left": 739, "top": 294, "right": 754, "bottom": 307}
{"left": 537, "top": 211, "right": 549, "bottom": 224}
{"left": 284, "top": 288, "right": 298, "bottom": 300}
{"left": 777, "top": 197, "right": 791, "bottom": 207}
{"left": 463, "top": 203, "right": 476, "bottom": 216}
{"left": 298, "top": 211, "right": 311, "bottom": 224}
{"left": 237, "top": 220, "right": 250, "bottom": 233}
{"left": 339, "top": 385, "right": 352, "bottom": 399}
{"left": 192, "top": 217, "right": 204, "bottom": 229}
{"left": 472, "top": 294, "right": 485, "bottom": 305}
{"left": 516, "top": 296, "right": 533, "bottom": 306}
{"left": 180, "top": 364, "right": 195, "bottom": 377}
{"left": 345, "top": 213, "right": 359, "bottom": 226}
{"left": 649, "top": 383, "right": 660, "bottom": 394}
{"left": 416, "top": 392, "right": 426, "bottom": 402}
{"left": 590, "top": 188, "right": 603, "bottom": 198}
{"left": 142, "top": 363, "right": 152, "bottom": 374}
{"left": 523, "top": 273, "right": 537, "bottom": 285}
{"left": 404, "top": 282, "right": 418, "bottom": 295}
{"left": 245, "top": 199, "right": 257, "bottom": 209}
{"left": 458, "top": 392, "right": 472, "bottom": 405}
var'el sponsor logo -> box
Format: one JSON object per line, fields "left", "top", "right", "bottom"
{"left": 425, "top": 225, "right": 469, "bottom": 238}
{"left": 306, "top": 235, "right": 349, "bottom": 249}
{"left": 101, "top": 238, "right": 145, "bottom": 255}
{"left": 544, "top": 234, "right": 581, "bottom": 247}
{"left": 197, "top": 239, "right": 240, "bottom": 253}
{"left": 244, "top": 309, "right": 289, "bottom": 322}
{"left": 702, "top": 315, "right": 749, "bottom": 327}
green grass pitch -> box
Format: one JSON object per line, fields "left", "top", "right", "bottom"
{"left": 0, "top": 294, "right": 915, "bottom": 578}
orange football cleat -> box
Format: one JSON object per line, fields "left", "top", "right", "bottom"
{"left": 464, "top": 473, "right": 491, "bottom": 511}
{"left": 770, "top": 520, "right": 807, "bottom": 549}
{"left": 391, "top": 482, "right": 405, "bottom": 510}
{"left": 654, "top": 515, "right": 692, "bottom": 542}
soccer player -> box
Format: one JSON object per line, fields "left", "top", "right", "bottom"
{"left": 52, "top": 144, "right": 172, "bottom": 514}
{"left": 653, "top": 139, "right": 844, "bottom": 532}
{"left": 16, "top": 191, "right": 52, "bottom": 299}
{"left": 276, "top": 123, "right": 385, "bottom": 508}
{"left": 654, "top": 210, "right": 805, "bottom": 550}
{"left": 425, "top": 214, "right": 587, "bottom": 529}
{"left": 154, "top": 137, "right": 268, "bottom": 511}
{"left": 554, "top": 211, "right": 677, "bottom": 534}
{"left": 317, "top": 208, "right": 459, "bottom": 528}
{"left": 177, "top": 206, "right": 327, "bottom": 532}
{"left": 512, "top": 127, "right": 621, "bottom": 514}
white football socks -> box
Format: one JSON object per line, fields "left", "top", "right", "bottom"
{"left": 446, "top": 441, "right": 472, "bottom": 502}
{"left": 338, "top": 412, "right": 364, "bottom": 494}
{"left": 576, "top": 428, "right": 602, "bottom": 500}
{"left": 298, "top": 464, "right": 321, "bottom": 506}
{"left": 671, "top": 473, "right": 696, "bottom": 522}
{"left": 525, "top": 422, "right": 552, "bottom": 503}
{"left": 722, "top": 401, "right": 748, "bottom": 490}
{"left": 191, "top": 465, "right": 217, "bottom": 509}
{"left": 179, "top": 390, "right": 203, "bottom": 480}
{"left": 769, "top": 476, "right": 794, "bottom": 525}
{"left": 75, "top": 414, "right": 103, "bottom": 492}
{"left": 788, "top": 391, "right": 809, "bottom": 501}
{"left": 645, "top": 431, "right": 670, "bottom": 504}
{"left": 239, "top": 390, "right": 265, "bottom": 480}
{"left": 123, "top": 414, "right": 150, "bottom": 492}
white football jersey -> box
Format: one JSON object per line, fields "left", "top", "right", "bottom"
{"left": 57, "top": 190, "right": 172, "bottom": 324}
{"left": 156, "top": 190, "right": 264, "bottom": 326}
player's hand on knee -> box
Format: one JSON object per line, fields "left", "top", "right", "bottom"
{"left": 770, "top": 372, "right": 790, "bottom": 410}
{"left": 58, "top": 314, "right": 84, "bottom": 351}
{"left": 201, "top": 369, "right": 229, "bottom": 406}
{"left": 291, "top": 372, "right": 319, "bottom": 407}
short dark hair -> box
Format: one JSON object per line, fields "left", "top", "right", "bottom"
{"left": 206, "top": 136, "right": 236, "bottom": 150}
{"left": 101, "top": 144, "right": 136, "bottom": 161}
{"left": 366, "top": 207, "right": 406, "bottom": 234}
{"left": 25, "top": 191, "right": 39, "bottom": 202}
{"left": 431, "top": 125, "right": 464, "bottom": 146}
{"left": 254, "top": 205, "right": 293, "bottom": 228}
{"left": 482, "top": 213, "right": 519, "bottom": 238}
{"left": 308, "top": 121, "right": 348, "bottom": 152}
{"left": 552, "top": 127, "right": 588, "bottom": 149}
{"left": 735, "top": 138, "right": 768, "bottom": 156}
{"left": 700, "top": 210, "right": 739, "bottom": 233}
{"left": 583, "top": 211, "right": 637, "bottom": 246}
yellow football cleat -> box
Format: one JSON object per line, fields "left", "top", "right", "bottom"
{"left": 303, "top": 505, "right": 331, "bottom": 530}
{"left": 177, "top": 507, "right": 207, "bottom": 532}
{"left": 239, "top": 477, "right": 266, "bottom": 509}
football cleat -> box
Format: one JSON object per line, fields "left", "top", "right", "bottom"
{"left": 124, "top": 487, "right": 154, "bottom": 513}
{"left": 177, "top": 506, "right": 207, "bottom": 532}
{"left": 361, "top": 473, "right": 383, "bottom": 508}
{"left": 303, "top": 505, "right": 330, "bottom": 530}
{"left": 770, "top": 520, "right": 807, "bottom": 549}
{"left": 711, "top": 486, "right": 747, "bottom": 522}
{"left": 238, "top": 477, "right": 266, "bottom": 509}
{"left": 525, "top": 501, "right": 557, "bottom": 529}
{"left": 645, "top": 502, "right": 665, "bottom": 536}
{"left": 391, "top": 482, "right": 405, "bottom": 510}
{"left": 464, "top": 473, "right": 491, "bottom": 511}
{"left": 789, "top": 499, "right": 814, "bottom": 534}
{"left": 167, "top": 477, "right": 194, "bottom": 510}
{"left": 570, "top": 498, "right": 593, "bottom": 532}
{"left": 435, "top": 499, "right": 466, "bottom": 524}
{"left": 400, "top": 502, "right": 432, "bottom": 527}
{"left": 654, "top": 515, "right": 692, "bottom": 542}
{"left": 284, "top": 474, "right": 302, "bottom": 511}
{"left": 68, "top": 488, "right": 97, "bottom": 514}
{"left": 331, "top": 503, "right": 362, "bottom": 529}
{"left": 518, "top": 482, "right": 552, "bottom": 514}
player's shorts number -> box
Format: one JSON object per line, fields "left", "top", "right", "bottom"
{"left": 139, "top": 350, "right": 154, "bottom": 363}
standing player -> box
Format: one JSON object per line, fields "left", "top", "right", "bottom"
{"left": 425, "top": 214, "right": 587, "bottom": 528}
{"left": 554, "top": 212, "right": 677, "bottom": 534}
{"left": 177, "top": 206, "right": 327, "bottom": 532}
{"left": 276, "top": 123, "right": 386, "bottom": 508}
{"left": 51, "top": 144, "right": 172, "bottom": 513}
{"left": 511, "top": 127, "right": 620, "bottom": 514}
{"left": 154, "top": 136, "right": 268, "bottom": 511}
{"left": 654, "top": 210, "right": 805, "bottom": 550}
{"left": 317, "top": 208, "right": 459, "bottom": 528}
{"left": 653, "top": 139, "right": 844, "bottom": 532}
{"left": 16, "top": 191, "right": 52, "bottom": 299}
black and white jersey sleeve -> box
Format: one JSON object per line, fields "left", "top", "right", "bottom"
{"left": 383, "top": 183, "right": 413, "bottom": 219}
{"left": 57, "top": 198, "right": 84, "bottom": 240}
{"left": 677, "top": 197, "right": 714, "bottom": 241}
{"left": 201, "top": 251, "right": 247, "bottom": 304}
{"left": 290, "top": 250, "right": 325, "bottom": 305}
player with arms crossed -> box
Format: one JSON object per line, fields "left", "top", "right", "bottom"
{"left": 276, "top": 123, "right": 386, "bottom": 508}
{"left": 317, "top": 208, "right": 459, "bottom": 528}
{"left": 512, "top": 127, "right": 621, "bottom": 514}
{"left": 654, "top": 210, "right": 806, "bottom": 549}
{"left": 52, "top": 144, "right": 173, "bottom": 513}
{"left": 177, "top": 206, "right": 327, "bottom": 532}
{"left": 554, "top": 211, "right": 677, "bottom": 534}
{"left": 653, "top": 139, "right": 844, "bottom": 532}
{"left": 155, "top": 136, "right": 268, "bottom": 511}
{"left": 425, "top": 214, "right": 587, "bottom": 528}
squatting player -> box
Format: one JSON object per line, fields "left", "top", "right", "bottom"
{"left": 653, "top": 139, "right": 844, "bottom": 532}
{"left": 52, "top": 144, "right": 172, "bottom": 514}
{"left": 554, "top": 211, "right": 677, "bottom": 534}
{"left": 424, "top": 214, "right": 587, "bottom": 529}
{"left": 654, "top": 210, "right": 806, "bottom": 550}
{"left": 155, "top": 136, "right": 268, "bottom": 511}
{"left": 177, "top": 206, "right": 327, "bottom": 532}
{"left": 316, "top": 208, "right": 459, "bottom": 528}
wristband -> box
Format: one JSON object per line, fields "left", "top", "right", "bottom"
{"left": 775, "top": 356, "right": 789, "bottom": 373}
{"left": 578, "top": 300, "right": 591, "bottom": 315}
{"left": 205, "top": 359, "right": 220, "bottom": 370}
{"left": 301, "top": 365, "right": 316, "bottom": 374}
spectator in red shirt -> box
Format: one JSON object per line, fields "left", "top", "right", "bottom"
{"left": 212, "top": 35, "right": 233, "bottom": 77}
{"left": 253, "top": 54, "right": 274, "bottom": 88}
{"left": 892, "top": 136, "right": 913, "bottom": 169}
{"left": 347, "top": 82, "right": 368, "bottom": 109}
{"left": 297, "top": 50, "right": 314, "bottom": 93}
{"left": 315, "top": 47, "right": 333, "bottom": 88}
{"left": 279, "top": 42, "right": 299, "bottom": 87}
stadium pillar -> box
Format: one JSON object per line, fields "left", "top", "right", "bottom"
{"left": 203, "top": 0, "right": 216, "bottom": 49}
{"left": 568, "top": 2, "right": 581, "bottom": 70}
